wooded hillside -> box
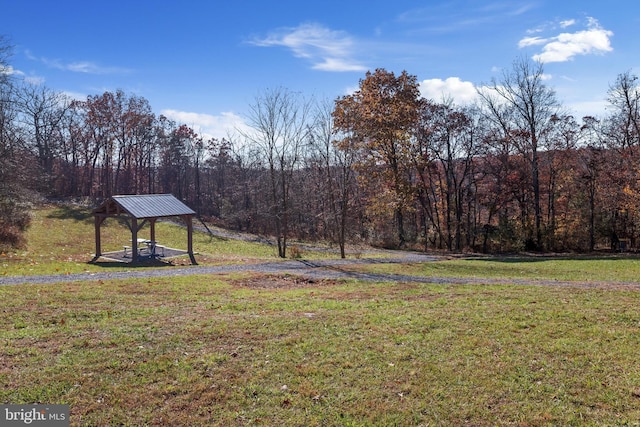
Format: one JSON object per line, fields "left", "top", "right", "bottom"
{"left": 2, "top": 39, "right": 639, "bottom": 255}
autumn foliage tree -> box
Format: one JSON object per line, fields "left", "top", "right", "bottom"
{"left": 333, "top": 69, "right": 422, "bottom": 247}
{"left": 414, "top": 101, "right": 482, "bottom": 251}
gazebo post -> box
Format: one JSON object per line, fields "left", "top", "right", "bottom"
{"left": 94, "top": 215, "right": 105, "bottom": 258}
{"left": 150, "top": 218, "right": 156, "bottom": 244}
{"left": 132, "top": 217, "right": 138, "bottom": 263}
{"left": 185, "top": 214, "right": 197, "bottom": 265}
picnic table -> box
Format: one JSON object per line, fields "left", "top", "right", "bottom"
{"left": 124, "top": 239, "right": 165, "bottom": 258}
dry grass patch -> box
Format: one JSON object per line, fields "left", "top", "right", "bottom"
{"left": 229, "top": 274, "right": 332, "bottom": 290}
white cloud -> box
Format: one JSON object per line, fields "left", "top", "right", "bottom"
{"left": 1, "top": 65, "right": 45, "bottom": 85}
{"left": 62, "top": 90, "right": 89, "bottom": 101}
{"left": 313, "top": 58, "right": 366, "bottom": 72}
{"left": 520, "top": 17, "right": 613, "bottom": 63}
{"left": 0, "top": 65, "right": 24, "bottom": 76}
{"left": 559, "top": 19, "right": 576, "bottom": 28}
{"left": 566, "top": 99, "right": 609, "bottom": 119}
{"left": 343, "top": 84, "right": 360, "bottom": 96}
{"left": 161, "top": 109, "right": 249, "bottom": 141}
{"left": 26, "top": 50, "right": 130, "bottom": 74}
{"left": 61, "top": 60, "right": 130, "bottom": 74}
{"left": 23, "top": 75, "right": 45, "bottom": 85}
{"left": 65, "top": 61, "right": 108, "bottom": 73}
{"left": 419, "top": 77, "right": 478, "bottom": 105}
{"left": 518, "top": 36, "right": 545, "bottom": 48}
{"left": 250, "top": 22, "right": 367, "bottom": 72}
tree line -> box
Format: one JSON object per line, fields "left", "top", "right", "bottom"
{"left": 2, "top": 37, "right": 639, "bottom": 255}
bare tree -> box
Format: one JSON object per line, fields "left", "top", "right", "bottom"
{"left": 606, "top": 71, "right": 640, "bottom": 148}
{"left": 244, "top": 87, "right": 312, "bottom": 258}
{"left": 0, "top": 36, "right": 33, "bottom": 249}
{"left": 602, "top": 71, "right": 640, "bottom": 248}
{"left": 309, "top": 98, "right": 358, "bottom": 258}
{"left": 0, "top": 37, "right": 17, "bottom": 158}
{"left": 478, "top": 57, "right": 560, "bottom": 250}
{"left": 16, "top": 82, "right": 70, "bottom": 193}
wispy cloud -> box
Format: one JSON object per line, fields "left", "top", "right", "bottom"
{"left": 25, "top": 50, "right": 131, "bottom": 74}
{"left": 249, "top": 23, "right": 367, "bottom": 72}
{"left": 1, "top": 63, "right": 47, "bottom": 85}
{"left": 161, "top": 109, "right": 248, "bottom": 140}
{"left": 397, "top": 1, "right": 535, "bottom": 33}
{"left": 559, "top": 19, "right": 576, "bottom": 28}
{"left": 518, "top": 36, "right": 546, "bottom": 48}
{"left": 519, "top": 17, "right": 613, "bottom": 63}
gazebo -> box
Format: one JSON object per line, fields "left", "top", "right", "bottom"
{"left": 92, "top": 194, "right": 197, "bottom": 264}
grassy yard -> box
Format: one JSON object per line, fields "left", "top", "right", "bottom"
{"left": 2, "top": 275, "right": 640, "bottom": 426}
{"left": 3, "top": 205, "right": 640, "bottom": 425}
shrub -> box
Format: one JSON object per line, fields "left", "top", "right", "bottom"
{"left": 288, "top": 245, "right": 303, "bottom": 259}
{"left": 0, "top": 191, "right": 33, "bottom": 250}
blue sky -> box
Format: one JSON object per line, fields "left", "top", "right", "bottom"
{"left": 3, "top": 1, "right": 637, "bottom": 139}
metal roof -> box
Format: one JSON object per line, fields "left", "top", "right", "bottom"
{"left": 94, "top": 194, "right": 195, "bottom": 219}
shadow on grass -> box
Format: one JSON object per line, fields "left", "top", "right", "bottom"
{"left": 88, "top": 258, "right": 175, "bottom": 268}
{"left": 46, "top": 205, "right": 94, "bottom": 223}
{"left": 470, "top": 252, "right": 639, "bottom": 263}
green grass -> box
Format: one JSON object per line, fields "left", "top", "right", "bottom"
{"left": 349, "top": 254, "right": 640, "bottom": 284}
{"left": 2, "top": 275, "right": 640, "bottom": 426}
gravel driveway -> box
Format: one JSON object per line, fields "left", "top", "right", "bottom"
{"left": 3, "top": 253, "right": 640, "bottom": 290}
{"left": 0, "top": 255, "right": 435, "bottom": 286}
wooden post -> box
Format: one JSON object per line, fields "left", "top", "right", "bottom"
{"left": 150, "top": 218, "right": 156, "bottom": 244}
{"left": 132, "top": 217, "right": 138, "bottom": 263}
{"left": 186, "top": 214, "right": 197, "bottom": 264}
{"left": 94, "top": 215, "right": 104, "bottom": 258}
